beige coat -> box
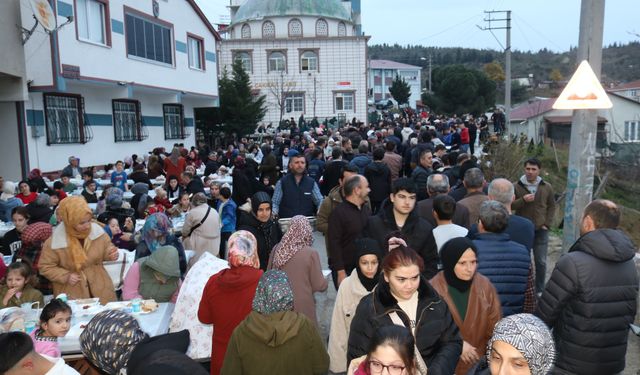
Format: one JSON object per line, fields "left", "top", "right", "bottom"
{"left": 39, "top": 223, "right": 117, "bottom": 304}
{"left": 268, "top": 246, "right": 328, "bottom": 325}
{"left": 182, "top": 203, "right": 221, "bottom": 263}
{"left": 328, "top": 269, "right": 372, "bottom": 373}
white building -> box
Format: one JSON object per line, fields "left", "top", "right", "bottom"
{"left": 608, "top": 79, "right": 640, "bottom": 103}
{"left": 0, "top": 0, "right": 219, "bottom": 179}
{"left": 369, "top": 60, "right": 422, "bottom": 108}
{"left": 219, "top": 0, "right": 368, "bottom": 126}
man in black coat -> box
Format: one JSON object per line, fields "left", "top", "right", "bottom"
{"left": 181, "top": 171, "right": 205, "bottom": 195}
{"left": 365, "top": 178, "right": 439, "bottom": 279}
{"left": 536, "top": 199, "right": 639, "bottom": 375}
{"left": 417, "top": 173, "right": 470, "bottom": 229}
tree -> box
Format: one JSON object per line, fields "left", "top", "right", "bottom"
{"left": 218, "top": 59, "right": 267, "bottom": 137}
{"left": 550, "top": 68, "right": 563, "bottom": 87}
{"left": 484, "top": 61, "right": 505, "bottom": 82}
{"left": 266, "top": 71, "right": 298, "bottom": 126}
{"left": 389, "top": 75, "right": 411, "bottom": 105}
{"left": 425, "top": 65, "right": 495, "bottom": 115}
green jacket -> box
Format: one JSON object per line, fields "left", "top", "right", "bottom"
{"left": 138, "top": 246, "right": 180, "bottom": 303}
{"left": 0, "top": 284, "right": 44, "bottom": 308}
{"left": 512, "top": 178, "right": 556, "bottom": 229}
{"left": 221, "top": 310, "right": 329, "bottom": 375}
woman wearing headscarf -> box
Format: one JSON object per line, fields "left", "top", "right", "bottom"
{"left": 129, "top": 182, "right": 150, "bottom": 219}
{"left": 472, "top": 313, "right": 556, "bottom": 375}
{"left": 26, "top": 193, "right": 53, "bottom": 224}
{"left": 164, "top": 148, "right": 186, "bottom": 180}
{"left": 237, "top": 192, "right": 283, "bottom": 270}
{"left": 27, "top": 169, "right": 48, "bottom": 193}
{"left": 198, "top": 231, "right": 263, "bottom": 375}
{"left": 430, "top": 237, "right": 502, "bottom": 375}
{"left": 135, "top": 213, "right": 187, "bottom": 277}
{"left": 39, "top": 196, "right": 118, "bottom": 304}
{"left": 0, "top": 181, "right": 23, "bottom": 222}
{"left": 96, "top": 187, "right": 135, "bottom": 232}
{"left": 221, "top": 270, "right": 329, "bottom": 375}
{"left": 13, "top": 222, "right": 53, "bottom": 293}
{"left": 147, "top": 154, "right": 164, "bottom": 179}
{"left": 122, "top": 245, "right": 182, "bottom": 303}
{"left": 182, "top": 193, "right": 221, "bottom": 265}
{"left": 259, "top": 145, "right": 278, "bottom": 184}
{"left": 328, "top": 238, "right": 383, "bottom": 374}
{"left": 267, "top": 215, "right": 327, "bottom": 325}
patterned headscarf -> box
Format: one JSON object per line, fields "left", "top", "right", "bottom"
{"left": 487, "top": 313, "right": 555, "bottom": 375}
{"left": 57, "top": 196, "right": 94, "bottom": 271}
{"left": 271, "top": 215, "right": 313, "bottom": 269}
{"left": 80, "top": 310, "right": 149, "bottom": 375}
{"left": 252, "top": 270, "right": 294, "bottom": 315}
{"left": 227, "top": 230, "right": 259, "bottom": 269}
{"left": 141, "top": 213, "right": 173, "bottom": 253}
{"left": 105, "top": 187, "right": 124, "bottom": 209}
{"left": 21, "top": 222, "right": 53, "bottom": 248}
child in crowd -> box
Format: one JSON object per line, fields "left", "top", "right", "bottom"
{"left": 51, "top": 182, "right": 68, "bottom": 201}
{"left": 144, "top": 196, "right": 165, "bottom": 217}
{"left": 154, "top": 187, "right": 172, "bottom": 210}
{"left": 0, "top": 261, "right": 44, "bottom": 308}
{"left": 59, "top": 173, "right": 76, "bottom": 194}
{"left": 104, "top": 217, "right": 136, "bottom": 251}
{"left": 81, "top": 180, "right": 98, "bottom": 203}
{"left": 110, "top": 161, "right": 129, "bottom": 192}
{"left": 216, "top": 186, "right": 236, "bottom": 259}
{"left": 31, "top": 299, "right": 72, "bottom": 358}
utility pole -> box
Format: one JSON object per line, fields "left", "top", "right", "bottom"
{"left": 479, "top": 10, "right": 511, "bottom": 133}
{"left": 562, "top": 0, "right": 606, "bottom": 251}
{"left": 428, "top": 54, "right": 432, "bottom": 93}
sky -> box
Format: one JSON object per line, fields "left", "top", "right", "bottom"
{"left": 195, "top": 0, "right": 639, "bottom": 53}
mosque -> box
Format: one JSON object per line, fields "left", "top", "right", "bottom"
{"left": 218, "top": 0, "right": 368, "bottom": 127}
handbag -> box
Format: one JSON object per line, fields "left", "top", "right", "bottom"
{"left": 187, "top": 206, "right": 211, "bottom": 237}
{"left": 390, "top": 312, "right": 428, "bottom": 375}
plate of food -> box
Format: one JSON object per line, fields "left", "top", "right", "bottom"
{"left": 104, "top": 299, "right": 159, "bottom": 314}
{"left": 69, "top": 298, "right": 102, "bottom": 316}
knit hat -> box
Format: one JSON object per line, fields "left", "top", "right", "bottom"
{"left": 487, "top": 313, "right": 555, "bottom": 375}
{"left": 288, "top": 149, "right": 299, "bottom": 158}
{"left": 252, "top": 270, "right": 294, "bottom": 315}
{"left": 440, "top": 237, "right": 477, "bottom": 292}
{"left": 251, "top": 191, "right": 272, "bottom": 215}
{"left": 80, "top": 310, "right": 149, "bottom": 374}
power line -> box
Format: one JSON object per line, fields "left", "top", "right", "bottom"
{"left": 413, "top": 13, "right": 483, "bottom": 43}
{"left": 513, "top": 13, "right": 564, "bottom": 51}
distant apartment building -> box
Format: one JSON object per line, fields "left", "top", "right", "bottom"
{"left": 368, "top": 59, "right": 422, "bottom": 108}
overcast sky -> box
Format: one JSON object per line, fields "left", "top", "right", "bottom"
{"left": 195, "top": 0, "right": 639, "bottom": 52}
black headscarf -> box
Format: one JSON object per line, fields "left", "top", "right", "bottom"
{"left": 440, "top": 237, "right": 477, "bottom": 292}
{"left": 354, "top": 238, "right": 382, "bottom": 292}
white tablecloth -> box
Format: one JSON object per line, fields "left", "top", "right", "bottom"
{"left": 59, "top": 302, "right": 175, "bottom": 354}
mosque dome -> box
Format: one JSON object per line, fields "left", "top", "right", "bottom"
{"left": 231, "top": 0, "right": 352, "bottom": 25}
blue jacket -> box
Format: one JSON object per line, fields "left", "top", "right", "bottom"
{"left": 307, "top": 159, "right": 325, "bottom": 183}
{"left": 473, "top": 232, "right": 530, "bottom": 316}
{"left": 0, "top": 198, "right": 23, "bottom": 222}
{"left": 467, "top": 214, "right": 534, "bottom": 250}
{"left": 217, "top": 199, "right": 237, "bottom": 233}
{"left": 349, "top": 155, "right": 372, "bottom": 174}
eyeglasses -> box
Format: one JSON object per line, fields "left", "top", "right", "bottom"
{"left": 368, "top": 359, "right": 406, "bottom": 375}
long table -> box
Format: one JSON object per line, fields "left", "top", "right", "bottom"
{"left": 60, "top": 302, "right": 175, "bottom": 354}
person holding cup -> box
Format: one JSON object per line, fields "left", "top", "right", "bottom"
{"left": 0, "top": 261, "right": 43, "bottom": 308}
{"left": 39, "top": 197, "right": 118, "bottom": 304}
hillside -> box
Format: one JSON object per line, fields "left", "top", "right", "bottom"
{"left": 368, "top": 41, "right": 640, "bottom": 84}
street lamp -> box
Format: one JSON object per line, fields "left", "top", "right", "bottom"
{"left": 420, "top": 56, "right": 432, "bottom": 93}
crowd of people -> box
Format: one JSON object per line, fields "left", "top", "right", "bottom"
{"left": 0, "top": 111, "right": 638, "bottom": 375}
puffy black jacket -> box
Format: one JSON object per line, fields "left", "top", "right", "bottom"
{"left": 347, "top": 276, "right": 462, "bottom": 375}
{"left": 536, "top": 229, "right": 639, "bottom": 375}
{"left": 237, "top": 211, "right": 282, "bottom": 271}
{"left": 365, "top": 199, "right": 439, "bottom": 279}
{"left": 363, "top": 161, "right": 391, "bottom": 203}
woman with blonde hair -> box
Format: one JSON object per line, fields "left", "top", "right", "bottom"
{"left": 39, "top": 196, "right": 118, "bottom": 304}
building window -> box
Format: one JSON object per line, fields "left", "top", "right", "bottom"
{"left": 187, "top": 35, "right": 204, "bottom": 70}
{"left": 234, "top": 51, "right": 252, "bottom": 73}
{"left": 316, "top": 19, "right": 328, "bottom": 36}
{"left": 300, "top": 50, "right": 318, "bottom": 71}
{"left": 262, "top": 21, "right": 275, "bottom": 38}
{"left": 624, "top": 121, "right": 640, "bottom": 142}
{"left": 125, "top": 12, "right": 173, "bottom": 65}
{"left": 337, "top": 21, "right": 347, "bottom": 37}
{"left": 112, "top": 99, "right": 144, "bottom": 142}
{"left": 288, "top": 19, "right": 302, "bottom": 37}
{"left": 163, "top": 104, "right": 185, "bottom": 140}
{"left": 335, "top": 92, "right": 355, "bottom": 112}
{"left": 76, "top": 0, "right": 108, "bottom": 45}
{"left": 268, "top": 51, "right": 286, "bottom": 72}
{"left": 43, "top": 93, "right": 90, "bottom": 145}
{"left": 285, "top": 93, "right": 305, "bottom": 113}
{"left": 241, "top": 23, "right": 251, "bottom": 39}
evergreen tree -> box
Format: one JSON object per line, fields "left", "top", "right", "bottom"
{"left": 389, "top": 75, "right": 411, "bottom": 105}
{"left": 219, "top": 60, "right": 267, "bottom": 137}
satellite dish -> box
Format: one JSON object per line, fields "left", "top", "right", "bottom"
{"left": 28, "top": 0, "right": 57, "bottom": 32}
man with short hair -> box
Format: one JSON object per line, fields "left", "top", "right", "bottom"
{"left": 81, "top": 180, "right": 98, "bottom": 204}
{"left": 457, "top": 168, "right": 488, "bottom": 225}
{"left": 320, "top": 147, "right": 347, "bottom": 196}
{"left": 0, "top": 331, "right": 80, "bottom": 374}
{"left": 272, "top": 154, "right": 323, "bottom": 218}
{"left": 203, "top": 152, "right": 220, "bottom": 177}
{"left": 474, "top": 200, "right": 532, "bottom": 316}
{"left": 536, "top": 200, "right": 639, "bottom": 375}
{"left": 417, "top": 174, "right": 470, "bottom": 228}
{"left": 349, "top": 143, "right": 372, "bottom": 174}
{"left": 364, "top": 147, "right": 391, "bottom": 214}
{"left": 327, "top": 175, "right": 371, "bottom": 287}
{"left": 381, "top": 140, "right": 402, "bottom": 181}
{"left": 181, "top": 171, "right": 205, "bottom": 195}
{"left": 432, "top": 194, "right": 468, "bottom": 253}
{"left": 410, "top": 148, "right": 433, "bottom": 201}
{"left": 512, "top": 158, "right": 555, "bottom": 294}
{"left": 61, "top": 156, "right": 81, "bottom": 178}
{"left": 365, "top": 178, "right": 439, "bottom": 279}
